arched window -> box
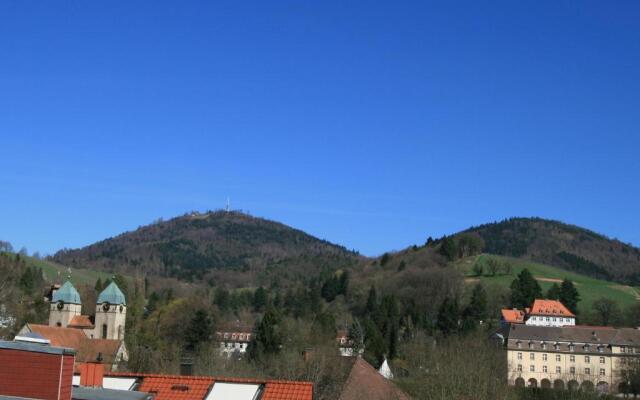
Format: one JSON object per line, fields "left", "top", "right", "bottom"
{"left": 102, "top": 324, "right": 108, "bottom": 339}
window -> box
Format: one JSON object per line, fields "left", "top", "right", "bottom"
{"left": 530, "top": 365, "right": 535, "bottom": 372}
{"left": 102, "top": 324, "right": 107, "bottom": 339}
{"left": 554, "top": 343, "right": 560, "bottom": 350}
{"left": 516, "top": 341, "right": 522, "bottom": 349}
{"left": 545, "top": 317, "right": 549, "bottom": 321}
{"left": 569, "top": 344, "right": 575, "bottom": 351}
{"left": 598, "top": 346, "right": 604, "bottom": 353}
{"left": 556, "top": 355, "right": 561, "bottom": 362}
{"left": 570, "top": 367, "right": 575, "bottom": 374}
{"left": 552, "top": 317, "right": 556, "bottom": 322}
{"left": 542, "top": 343, "right": 547, "bottom": 350}
{"left": 570, "top": 355, "right": 575, "bottom": 362}
{"left": 584, "top": 345, "right": 590, "bottom": 351}
{"left": 585, "top": 368, "right": 591, "bottom": 375}
{"left": 542, "top": 354, "right": 548, "bottom": 361}
{"left": 621, "top": 346, "right": 626, "bottom": 353}
{"left": 600, "top": 357, "right": 605, "bottom": 364}
{"left": 517, "top": 352, "right": 522, "bottom": 360}
{"left": 600, "top": 369, "right": 605, "bottom": 376}
{"left": 556, "top": 366, "right": 561, "bottom": 374}
{"left": 517, "top": 364, "right": 522, "bottom": 372}
{"left": 529, "top": 342, "right": 534, "bottom": 349}
{"left": 530, "top": 353, "right": 535, "bottom": 360}
{"left": 543, "top": 366, "right": 548, "bottom": 373}
{"left": 585, "top": 356, "right": 590, "bottom": 363}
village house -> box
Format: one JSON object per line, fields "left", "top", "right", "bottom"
{"left": 215, "top": 325, "right": 253, "bottom": 358}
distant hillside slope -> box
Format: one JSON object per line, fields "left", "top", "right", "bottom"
{"left": 464, "top": 218, "right": 640, "bottom": 283}
{"left": 52, "top": 211, "right": 361, "bottom": 284}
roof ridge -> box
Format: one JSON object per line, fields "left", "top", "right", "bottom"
{"left": 106, "top": 372, "right": 313, "bottom": 385}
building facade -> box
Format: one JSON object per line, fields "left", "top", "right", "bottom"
{"left": 501, "top": 299, "right": 575, "bottom": 328}
{"left": 506, "top": 324, "right": 640, "bottom": 393}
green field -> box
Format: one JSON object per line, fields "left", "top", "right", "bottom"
{"left": 26, "top": 256, "right": 115, "bottom": 286}
{"left": 458, "top": 254, "right": 638, "bottom": 314}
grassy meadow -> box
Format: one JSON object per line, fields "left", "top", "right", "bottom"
{"left": 458, "top": 254, "right": 638, "bottom": 314}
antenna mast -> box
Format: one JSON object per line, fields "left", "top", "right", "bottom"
{"left": 226, "top": 197, "right": 230, "bottom": 212}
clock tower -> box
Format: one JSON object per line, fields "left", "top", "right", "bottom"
{"left": 93, "top": 281, "right": 127, "bottom": 340}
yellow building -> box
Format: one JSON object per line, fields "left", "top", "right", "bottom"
{"left": 506, "top": 324, "right": 640, "bottom": 393}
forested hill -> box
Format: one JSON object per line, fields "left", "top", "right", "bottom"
{"left": 463, "top": 218, "right": 640, "bottom": 283}
{"left": 52, "top": 211, "right": 361, "bottom": 284}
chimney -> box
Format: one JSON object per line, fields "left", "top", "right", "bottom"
{"left": 0, "top": 339, "right": 75, "bottom": 400}
{"left": 79, "top": 363, "right": 104, "bottom": 387}
{"left": 180, "top": 356, "right": 194, "bottom": 376}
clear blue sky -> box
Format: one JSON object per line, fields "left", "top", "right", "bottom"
{"left": 1, "top": 1, "right": 639, "bottom": 257}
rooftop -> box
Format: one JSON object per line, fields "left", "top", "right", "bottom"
{"left": 529, "top": 299, "right": 575, "bottom": 317}
{"left": 72, "top": 387, "right": 153, "bottom": 400}
{"left": 0, "top": 339, "right": 75, "bottom": 356}
{"left": 507, "top": 324, "right": 640, "bottom": 345}
{"left": 53, "top": 281, "right": 82, "bottom": 305}
{"left": 97, "top": 282, "right": 126, "bottom": 306}
{"left": 106, "top": 372, "right": 313, "bottom": 400}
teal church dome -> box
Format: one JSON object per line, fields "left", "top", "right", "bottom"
{"left": 97, "top": 281, "right": 126, "bottom": 305}
{"left": 52, "top": 281, "right": 82, "bottom": 304}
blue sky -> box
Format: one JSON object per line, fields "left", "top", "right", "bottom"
{"left": 1, "top": 1, "right": 639, "bottom": 256}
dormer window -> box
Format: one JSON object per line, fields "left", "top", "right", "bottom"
{"left": 528, "top": 341, "right": 534, "bottom": 349}
{"left": 554, "top": 343, "right": 560, "bottom": 350}
{"left": 569, "top": 344, "right": 575, "bottom": 352}
{"left": 598, "top": 346, "right": 604, "bottom": 353}
{"left": 541, "top": 342, "right": 547, "bottom": 350}
{"left": 516, "top": 341, "right": 522, "bottom": 349}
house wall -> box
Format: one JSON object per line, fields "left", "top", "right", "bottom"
{"left": 524, "top": 315, "right": 575, "bottom": 327}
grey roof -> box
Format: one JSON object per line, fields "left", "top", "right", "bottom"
{"left": 52, "top": 281, "right": 82, "bottom": 305}
{"left": 97, "top": 282, "right": 126, "bottom": 305}
{"left": 508, "top": 324, "right": 640, "bottom": 346}
{"left": 72, "top": 388, "right": 152, "bottom": 400}
{"left": 0, "top": 339, "right": 75, "bottom": 356}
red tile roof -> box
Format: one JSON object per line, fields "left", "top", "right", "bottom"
{"left": 25, "top": 324, "right": 122, "bottom": 370}
{"left": 529, "top": 299, "right": 575, "bottom": 317}
{"left": 69, "top": 315, "right": 95, "bottom": 329}
{"left": 107, "top": 372, "right": 313, "bottom": 400}
{"left": 262, "top": 381, "right": 313, "bottom": 400}
{"left": 501, "top": 309, "right": 525, "bottom": 324}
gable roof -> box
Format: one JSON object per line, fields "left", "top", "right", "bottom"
{"left": 501, "top": 309, "right": 525, "bottom": 324}
{"left": 69, "top": 315, "right": 95, "bottom": 329}
{"left": 106, "top": 372, "right": 313, "bottom": 400}
{"left": 338, "top": 358, "right": 410, "bottom": 400}
{"left": 529, "top": 299, "right": 575, "bottom": 317}
{"left": 23, "top": 324, "right": 122, "bottom": 369}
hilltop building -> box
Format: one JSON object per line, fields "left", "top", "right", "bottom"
{"left": 501, "top": 299, "right": 575, "bottom": 327}
{"left": 18, "top": 280, "right": 128, "bottom": 371}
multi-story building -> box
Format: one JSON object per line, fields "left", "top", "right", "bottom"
{"left": 506, "top": 323, "right": 640, "bottom": 393}
{"left": 215, "top": 327, "right": 253, "bottom": 357}
{"left": 501, "top": 299, "right": 575, "bottom": 327}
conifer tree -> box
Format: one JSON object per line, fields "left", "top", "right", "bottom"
{"left": 510, "top": 268, "right": 542, "bottom": 309}
{"left": 559, "top": 279, "right": 580, "bottom": 314}
{"left": 546, "top": 283, "right": 561, "bottom": 300}
{"left": 248, "top": 306, "right": 282, "bottom": 360}
{"left": 184, "top": 309, "right": 213, "bottom": 351}
{"left": 252, "top": 287, "right": 268, "bottom": 312}
{"left": 436, "top": 296, "right": 460, "bottom": 336}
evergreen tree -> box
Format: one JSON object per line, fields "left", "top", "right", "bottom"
{"left": 436, "top": 296, "right": 460, "bottom": 336}
{"left": 214, "top": 287, "right": 230, "bottom": 313}
{"left": 559, "top": 279, "right": 580, "bottom": 314}
{"left": 366, "top": 286, "right": 378, "bottom": 315}
{"left": 252, "top": 287, "right": 268, "bottom": 312}
{"left": 463, "top": 284, "right": 488, "bottom": 321}
{"left": 94, "top": 278, "right": 103, "bottom": 293}
{"left": 546, "top": 283, "right": 561, "bottom": 300}
{"left": 510, "top": 268, "right": 542, "bottom": 309}
{"left": 338, "top": 270, "right": 349, "bottom": 297}
{"left": 438, "top": 236, "right": 458, "bottom": 261}
{"left": 248, "top": 307, "right": 282, "bottom": 360}
{"left": 321, "top": 276, "right": 339, "bottom": 302}
{"left": 184, "top": 309, "right": 213, "bottom": 351}
{"left": 362, "top": 318, "right": 385, "bottom": 367}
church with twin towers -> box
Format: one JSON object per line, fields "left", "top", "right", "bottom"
{"left": 48, "top": 279, "right": 127, "bottom": 340}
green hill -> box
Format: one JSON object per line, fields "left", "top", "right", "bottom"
{"left": 464, "top": 218, "right": 640, "bottom": 283}
{"left": 52, "top": 210, "right": 362, "bottom": 285}
{"left": 25, "top": 256, "right": 113, "bottom": 286}
{"left": 458, "top": 254, "right": 638, "bottom": 314}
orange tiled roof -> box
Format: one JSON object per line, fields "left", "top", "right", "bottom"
{"left": 26, "top": 324, "right": 122, "bottom": 369}
{"left": 529, "top": 299, "right": 575, "bottom": 317}
{"left": 68, "top": 315, "right": 95, "bottom": 329}
{"left": 501, "top": 309, "right": 525, "bottom": 324}
{"left": 27, "top": 324, "right": 86, "bottom": 348}
{"left": 262, "top": 381, "right": 313, "bottom": 400}
{"left": 107, "top": 372, "right": 314, "bottom": 400}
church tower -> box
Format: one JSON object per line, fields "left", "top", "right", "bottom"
{"left": 48, "top": 281, "right": 82, "bottom": 328}
{"left": 93, "top": 281, "right": 127, "bottom": 340}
